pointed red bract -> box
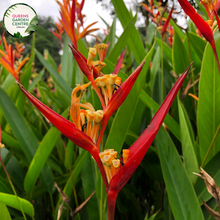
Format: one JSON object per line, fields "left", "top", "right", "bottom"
{"left": 69, "top": 44, "right": 93, "bottom": 81}
{"left": 109, "top": 62, "right": 193, "bottom": 193}
{"left": 161, "top": 6, "right": 174, "bottom": 38}
{"left": 112, "top": 49, "right": 126, "bottom": 75}
{"left": 69, "top": 44, "right": 106, "bottom": 109}
{"left": 178, "top": 0, "right": 214, "bottom": 44}
{"left": 214, "top": 9, "right": 220, "bottom": 32}
{"left": 17, "top": 82, "right": 97, "bottom": 153}
{"left": 96, "top": 60, "right": 146, "bottom": 148}
{"left": 178, "top": 0, "right": 220, "bottom": 74}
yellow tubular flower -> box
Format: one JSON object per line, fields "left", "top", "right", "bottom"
{"left": 99, "top": 149, "right": 130, "bottom": 183}
{"left": 92, "top": 61, "right": 106, "bottom": 74}
{"left": 94, "top": 43, "right": 108, "bottom": 62}
{"left": 87, "top": 47, "right": 97, "bottom": 67}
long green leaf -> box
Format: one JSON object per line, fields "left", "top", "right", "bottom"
{"left": 198, "top": 36, "right": 220, "bottom": 164}
{"left": 188, "top": 32, "right": 206, "bottom": 61}
{"left": 108, "top": 15, "right": 137, "bottom": 63}
{"left": 0, "top": 193, "right": 34, "bottom": 217}
{"left": 111, "top": 0, "right": 146, "bottom": 63}
{"left": 35, "top": 49, "right": 72, "bottom": 96}
{"left": 156, "top": 127, "right": 204, "bottom": 220}
{"left": 0, "top": 87, "right": 54, "bottom": 193}
{"left": 178, "top": 98, "right": 199, "bottom": 182}
{"left": 172, "top": 31, "right": 190, "bottom": 74}
{"left": 0, "top": 203, "right": 12, "bottom": 220}
{"left": 24, "top": 127, "right": 60, "bottom": 193}
{"left": 81, "top": 154, "right": 99, "bottom": 220}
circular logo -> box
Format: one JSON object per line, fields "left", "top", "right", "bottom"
{"left": 3, "top": 3, "right": 38, "bottom": 38}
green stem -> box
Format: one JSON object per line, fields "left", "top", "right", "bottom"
{"left": 161, "top": 38, "right": 164, "bottom": 104}
{"left": 186, "top": 30, "right": 197, "bottom": 110}
{"left": 63, "top": 140, "right": 80, "bottom": 220}
{"left": 100, "top": 178, "right": 104, "bottom": 220}
{"left": 0, "top": 150, "right": 27, "bottom": 220}
{"left": 49, "top": 193, "right": 54, "bottom": 212}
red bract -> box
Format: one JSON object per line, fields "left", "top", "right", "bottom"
{"left": 18, "top": 55, "right": 192, "bottom": 219}
{"left": 178, "top": 0, "right": 220, "bottom": 74}
{"left": 161, "top": 6, "right": 174, "bottom": 38}
{"left": 112, "top": 49, "right": 126, "bottom": 75}
{"left": 106, "top": 63, "right": 192, "bottom": 219}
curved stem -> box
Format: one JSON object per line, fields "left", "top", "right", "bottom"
{"left": 107, "top": 190, "right": 118, "bottom": 220}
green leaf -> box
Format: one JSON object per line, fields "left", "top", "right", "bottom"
{"left": 61, "top": 35, "right": 74, "bottom": 85}
{"left": 0, "top": 193, "right": 34, "bottom": 217}
{"left": 177, "top": 98, "right": 199, "bottom": 182}
{"left": 35, "top": 49, "right": 72, "bottom": 96}
{"left": 28, "top": 69, "right": 44, "bottom": 91}
{"left": 55, "top": 150, "right": 88, "bottom": 218}
{"left": 111, "top": 0, "right": 146, "bottom": 63}
{"left": 188, "top": 32, "right": 206, "bottom": 61}
{"left": 156, "top": 38, "right": 172, "bottom": 63}
{"left": 107, "top": 15, "right": 137, "bottom": 64}
{"left": 81, "top": 154, "right": 99, "bottom": 220}
{"left": 0, "top": 203, "right": 11, "bottom": 220}
{"left": 198, "top": 36, "right": 220, "bottom": 164}
{"left": 156, "top": 127, "right": 204, "bottom": 220}
{"left": 0, "top": 87, "right": 54, "bottom": 193}
{"left": 104, "top": 42, "right": 154, "bottom": 152}
{"left": 24, "top": 127, "right": 60, "bottom": 193}
{"left": 172, "top": 31, "right": 190, "bottom": 74}
{"left": 105, "top": 17, "right": 116, "bottom": 56}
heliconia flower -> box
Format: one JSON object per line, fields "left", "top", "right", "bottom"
{"left": 161, "top": 6, "right": 174, "bottom": 38}
{"left": 50, "top": 22, "right": 64, "bottom": 48}
{"left": 14, "top": 42, "right": 25, "bottom": 59}
{"left": 76, "top": 0, "right": 85, "bottom": 25}
{"left": 17, "top": 56, "right": 147, "bottom": 191}
{"left": 56, "top": 0, "right": 99, "bottom": 48}
{"left": 0, "top": 37, "right": 29, "bottom": 82}
{"left": 178, "top": 0, "right": 220, "bottom": 74}
{"left": 104, "top": 63, "right": 192, "bottom": 219}
{"left": 141, "top": 1, "right": 167, "bottom": 27}
{"left": 17, "top": 50, "right": 192, "bottom": 219}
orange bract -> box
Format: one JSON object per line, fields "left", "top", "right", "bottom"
{"left": 56, "top": 0, "right": 99, "bottom": 48}
{"left": 0, "top": 37, "right": 29, "bottom": 82}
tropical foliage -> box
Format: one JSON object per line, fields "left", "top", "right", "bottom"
{"left": 0, "top": 0, "right": 220, "bottom": 219}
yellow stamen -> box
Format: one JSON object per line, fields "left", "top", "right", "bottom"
{"left": 122, "top": 149, "right": 129, "bottom": 164}
{"left": 188, "top": 93, "right": 199, "bottom": 101}
{"left": 0, "top": 143, "right": 5, "bottom": 149}
{"left": 70, "top": 82, "right": 91, "bottom": 130}
{"left": 94, "top": 43, "right": 108, "bottom": 61}
{"left": 87, "top": 47, "right": 97, "bottom": 66}
{"left": 99, "top": 149, "right": 130, "bottom": 183}
{"left": 91, "top": 110, "right": 104, "bottom": 142}
{"left": 92, "top": 60, "right": 106, "bottom": 74}
{"left": 85, "top": 110, "right": 95, "bottom": 136}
